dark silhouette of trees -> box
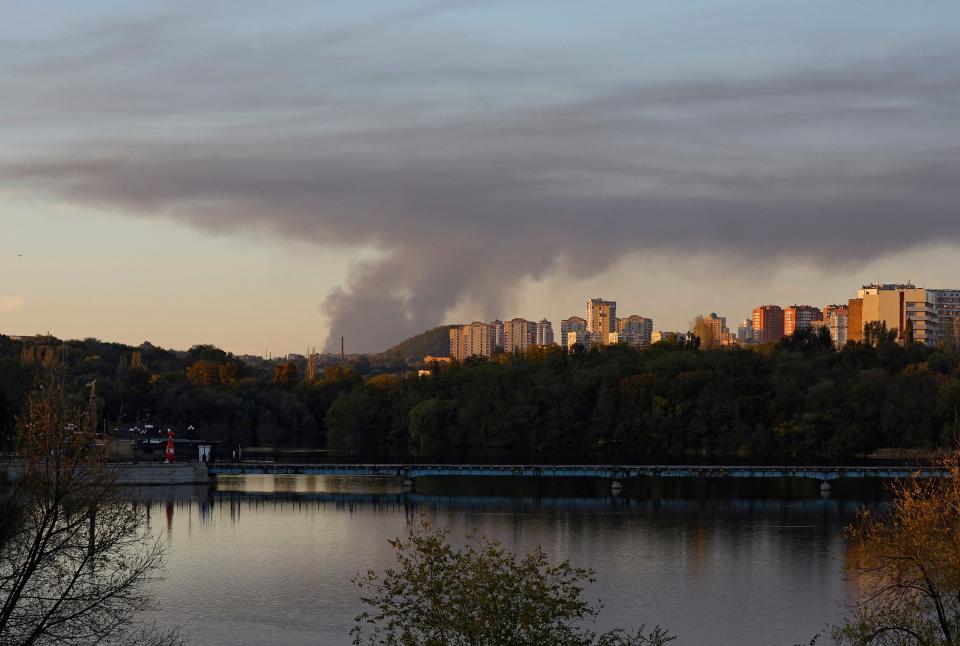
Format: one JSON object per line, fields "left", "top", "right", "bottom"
{"left": 0, "top": 372, "right": 180, "bottom": 646}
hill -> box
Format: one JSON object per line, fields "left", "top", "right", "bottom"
{"left": 373, "top": 325, "right": 456, "bottom": 365}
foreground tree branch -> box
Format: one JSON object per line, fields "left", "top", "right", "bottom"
{"left": 0, "top": 372, "right": 182, "bottom": 646}
{"left": 832, "top": 447, "right": 960, "bottom": 645}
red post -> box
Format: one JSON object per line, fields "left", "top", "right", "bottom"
{"left": 164, "top": 430, "right": 175, "bottom": 463}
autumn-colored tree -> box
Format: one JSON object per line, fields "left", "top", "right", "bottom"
{"left": 351, "top": 520, "right": 673, "bottom": 646}
{"left": 273, "top": 361, "right": 298, "bottom": 387}
{"left": 0, "top": 372, "right": 180, "bottom": 646}
{"left": 689, "top": 315, "right": 717, "bottom": 350}
{"left": 832, "top": 447, "right": 960, "bottom": 645}
{"left": 218, "top": 361, "right": 242, "bottom": 386}
{"left": 185, "top": 359, "right": 220, "bottom": 386}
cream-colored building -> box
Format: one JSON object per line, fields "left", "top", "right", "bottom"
{"left": 586, "top": 298, "right": 617, "bottom": 343}
{"left": 449, "top": 322, "right": 497, "bottom": 361}
{"left": 560, "top": 316, "right": 588, "bottom": 349}
{"left": 536, "top": 319, "right": 555, "bottom": 346}
{"left": 504, "top": 317, "right": 537, "bottom": 353}
{"left": 489, "top": 319, "right": 505, "bottom": 351}
{"left": 856, "top": 284, "right": 938, "bottom": 346}
{"left": 616, "top": 315, "right": 653, "bottom": 348}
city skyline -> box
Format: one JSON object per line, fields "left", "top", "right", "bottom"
{"left": 3, "top": 1, "right": 960, "bottom": 354}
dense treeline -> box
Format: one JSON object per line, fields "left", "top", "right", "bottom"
{"left": 0, "top": 335, "right": 360, "bottom": 449}
{"left": 2, "top": 328, "right": 960, "bottom": 459}
{"left": 326, "top": 329, "right": 960, "bottom": 460}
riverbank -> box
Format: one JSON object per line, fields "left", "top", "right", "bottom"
{"left": 1, "top": 461, "right": 209, "bottom": 486}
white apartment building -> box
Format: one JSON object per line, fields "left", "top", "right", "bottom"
{"left": 504, "top": 317, "right": 537, "bottom": 353}
{"left": 449, "top": 322, "right": 496, "bottom": 361}
{"left": 616, "top": 315, "right": 654, "bottom": 348}
{"left": 560, "top": 316, "right": 588, "bottom": 350}
{"left": 586, "top": 299, "right": 617, "bottom": 344}
{"left": 536, "top": 319, "right": 555, "bottom": 346}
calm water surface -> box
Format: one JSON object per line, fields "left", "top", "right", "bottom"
{"left": 140, "top": 476, "right": 884, "bottom": 646}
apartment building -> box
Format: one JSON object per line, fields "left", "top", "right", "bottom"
{"left": 560, "top": 316, "right": 588, "bottom": 350}
{"left": 536, "top": 319, "right": 555, "bottom": 346}
{"left": 616, "top": 315, "right": 653, "bottom": 348}
{"left": 784, "top": 305, "right": 823, "bottom": 336}
{"left": 449, "top": 322, "right": 497, "bottom": 361}
{"left": 932, "top": 289, "right": 960, "bottom": 349}
{"left": 504, "top": 317, "right": 537, "bottom": 353}
{"left": 752, "top": 305, "right": 785, "bottom": 343}
{"left": 855, "top": 284, "right": 938, "bottom": 346}
{"left": 586, "top": 298, "right": 617, "bottom": 344}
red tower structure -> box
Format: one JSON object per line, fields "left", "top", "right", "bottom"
{"left": 164, "top": 430, "right": 175, "bottom": 463}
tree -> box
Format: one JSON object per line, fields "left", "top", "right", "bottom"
{"left": 351, "top": 520, "right": 673, "bottom": 646}
{"left": 273, "top": 362, "right": 298, "bottom": 388}
{"left": 832, "top": 447, "right": 960, "bottom": 645}
{"left": 864, "top": 321, "right": 897, "bottom": 349}
{"left": 689, "top": 316, "right": 717, "bottom": 350}
{"left": 0, "top": 373, "right": 180, "bottom": 646}
{"left": 904, "top": 317, "right": 915, "bottom": 345}
{"left": 185, "top": 359, "right": 221, "bottom": 386}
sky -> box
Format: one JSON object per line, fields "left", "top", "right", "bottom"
{"left": 1, "top": 0, "right": 959, "bottom": 354}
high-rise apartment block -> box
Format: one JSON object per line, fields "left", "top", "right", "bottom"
{"left": 586, "top": 299, "right": 617, "bottom": 342}
{"left": 932, "top": 289, "right": 960, "bottom": 349}
{"left": 737, "top": 319, "right": 754, "bottom": 344}
{"left": 560, "top": 316, "right": 588, "bottom": 349}
{"left": 449, "top": 322, "right": 496, "bottom": 361}
{"left": 616, "top": 315, "right": 653, "bottom": 348}
{"left": 504, "top": 317, "right": 537, "bottom": 353}
{"left": 536, "top": 319, "right": 555, "bottom": 346}
{"left": 853, "top": 284, "right": 938, "bottom": 346}
{"left": 784, "top": 305, "right": 823, "bottom": 336}
{"left": 752, "top": 305, "right": 785, "bottom": 344}
{"left": 490, "top": 320, "right": 505, "bottom": 351}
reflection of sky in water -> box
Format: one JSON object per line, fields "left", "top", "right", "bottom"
{"left": 138, "top": 476, "right": 877, "bottom": 646}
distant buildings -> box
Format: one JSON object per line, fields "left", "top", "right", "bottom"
{"left": 851, "top": 284, "right": 938, "bottom": 346}
{"left": 536, "top": 319, "right": 555, "bottom": 346}
{"left": 439, "top": 280, "right": 960, "bottom": 362}
{"left": 449, "top": 316, "right": 555, "bottom": 360}
{"left": 449, "top": 322, "right": 496, "bottom": 361}
{"left": 933, "top": 289, "right": 960, "bottom": 349}
{"left": 752, "top": 305, "right": 785, "bottom": 344}
{"left": 616, "top": 315, "right": 653, "bottom": 348}
{"left": 737, "top": 319, "right": 754, "bottom": 344}
{"left": 560, "top": 317, "right": 587, "bottom": 350}
{"left": 651, "top": 331, "right": 680, "bottom": 344}
{"left": 783, "top": 305, "right": 823, "bottom": 337}
{"left": 504, "top": 318, "right": 537, "bottom": 353}
{"left": 586, "top": 299, "right": 617, "bottom": 344}
{"left": 490, "top": 320, "right": 505, "bottom": 351}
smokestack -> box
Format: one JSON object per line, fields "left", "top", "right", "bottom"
{"left": 340, "top": 336, "right": 344, "bottom": 364}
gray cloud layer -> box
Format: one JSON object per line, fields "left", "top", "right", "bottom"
{"left": 2, "top": 5, "right": 960, "bottom": 351}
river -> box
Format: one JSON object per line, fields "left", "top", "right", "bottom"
{"left": 140, "top": 475, "right": 886, "bottom": 646}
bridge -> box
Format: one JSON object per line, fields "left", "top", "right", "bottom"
{"left": 206, "top": 463, "right": 949, "bottom": 491}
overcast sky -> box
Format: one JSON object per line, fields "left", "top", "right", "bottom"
{"left": 2, "top": 0, "right": 959, "bottom": 354}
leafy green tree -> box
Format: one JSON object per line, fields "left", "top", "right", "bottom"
{"left": 351, "top": 521, "right": 673, "bottom": 646}
{"left": 408, "top": 398, "right": 455, "bottom": 456}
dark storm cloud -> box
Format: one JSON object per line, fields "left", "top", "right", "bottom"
{"left": 2, "top": 5, "right": 959, "bottom": 351}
